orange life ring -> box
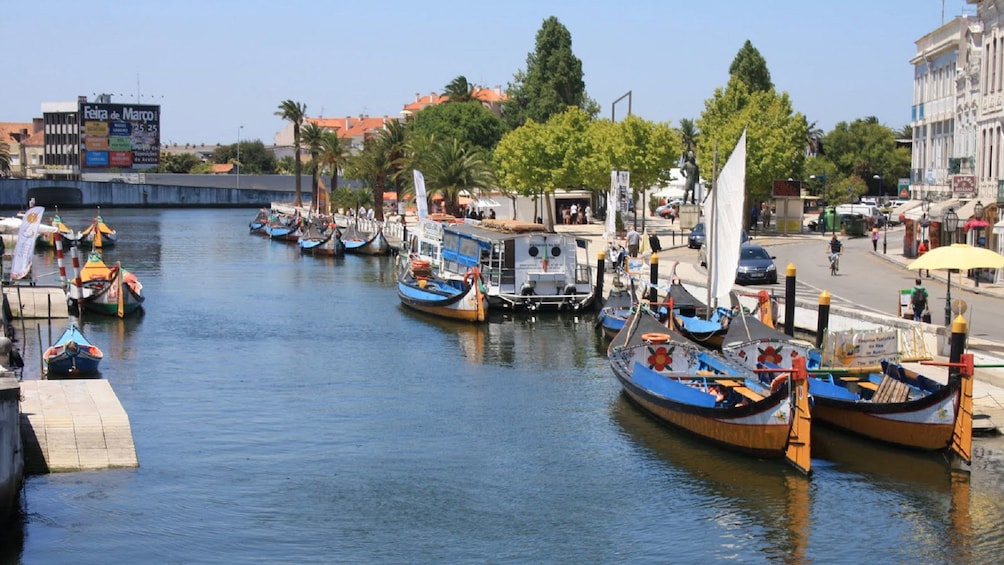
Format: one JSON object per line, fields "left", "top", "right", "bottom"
{"left": 641, "top": 332, "right": 671, "bottom": 344}
{"left": 770, "top": 374, "right": 788, "bottom": 393}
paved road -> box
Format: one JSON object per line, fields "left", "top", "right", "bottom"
{"left": 655, "top": 223, "right": 1004, "bottom": 346}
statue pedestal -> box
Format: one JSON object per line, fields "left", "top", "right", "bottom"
{"left": 679, "top": 204, "right": 701, "bottom": 231}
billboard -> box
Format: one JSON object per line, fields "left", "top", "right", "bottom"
{"left": 79, "top": 102, "right": 160, "bottom": 170}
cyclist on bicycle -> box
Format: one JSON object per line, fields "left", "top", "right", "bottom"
{"left": 827, "top": 235, "right": 843, "bottom": 273}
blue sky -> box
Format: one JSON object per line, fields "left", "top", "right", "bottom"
{"left": 3, "top": 0, "right": 972, "bottom": 146}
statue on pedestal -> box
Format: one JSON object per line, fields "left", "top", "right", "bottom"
{"left": 681, "top": 150, "right": 700, "bottom": 204}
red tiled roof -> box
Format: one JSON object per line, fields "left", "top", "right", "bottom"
{"left": 211, "top": 163, "right": 234, "bottom": 174}
{"left": 307, "top": 116, "right": 395, "bottom": 140}
{"left": 0, "top": 122, "right": 41, "bottom": 146}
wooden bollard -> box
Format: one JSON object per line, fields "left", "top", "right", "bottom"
{"left": 949, "top": 314, "right": 968, "bottom": 371}
{"left": 594, "top": 250, "right": 606, "bottom": 311}
{"left": 816, "top": 290, "right": 830, "bottom": 348}
{"left": 649, "top": 254, "right": 659, "bottom": 304}
{"left": 784, "top": 263, "right": 796, "bottom": 337}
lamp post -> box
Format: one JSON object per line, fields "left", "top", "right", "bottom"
{"left": 873, "top": 174, "right": 887, "bottom": 254}
{"left": 974, "top": 200, "right": 985, "bottom": 288}
{"left": 942, "top": 207, "right": 959, "bottom": 326}
{"left": 237, "top": 125, "right": 243, "bottom": 190}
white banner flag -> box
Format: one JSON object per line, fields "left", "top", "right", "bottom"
{"left": 605, "top": 171, "right": 618, "bottom": 242}
{"left": 413, "top": 169, "right": 429, "bottom": 220}
{"left": 11, "top": 206, "right": 45, "bottom": 280}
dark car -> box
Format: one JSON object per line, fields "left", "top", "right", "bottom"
{"left": 688, "top": 222, "right": 750, "bottom": 250}
{"left": 735, "top": 244, "right": 777, "bottom": 285}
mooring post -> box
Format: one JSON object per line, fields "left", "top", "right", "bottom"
{"left": 784, "top": 263, "right": 796, "bottom": 337}
{"left": 649, "top": 254, "right": 659, "bottom": 304}
{"left": 816, "top": 290, "right": 830, "bottom": 348}
{"left": 949, "top": 315, "right": 968, "bottom": 373}
{"left": 594, "top": 250, "right": 606, "bottom": 311}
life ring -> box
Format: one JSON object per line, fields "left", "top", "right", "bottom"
{"left": 463, "top": 267, "right": 482, "bottom": 288}
{"left": 641, "top": 332, "right": 671, "bottom": 344}
{"left": 770, "top": 374, "right": 788, "bottom": 393}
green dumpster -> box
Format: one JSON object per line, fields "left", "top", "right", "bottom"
{"left": 842, "top": 213, "right": 866, "bottom": 237}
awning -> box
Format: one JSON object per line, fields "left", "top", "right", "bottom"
{"left": 993, "top": 219, "right": 1004, "bottom": 235}
{"left": 905, "top": 199, "right": 960, "bottom": 221}
{"left": 954, "top": 198, "right": 981, "bottom": 220}
{"left": 890, "top": 200, "right": 922, "bottom": 217}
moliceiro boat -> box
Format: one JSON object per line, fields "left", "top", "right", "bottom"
{"left": 43, "top": 324, "right": 103, "bottom": 376}
{"left": 397, "top": 260, "right": 487, "bottom": 322}
{"left": 67, "top": 252, "right": 145, "bottom": 317}
{"left": 607, "top": 306, "right": 812, "bottom": 474}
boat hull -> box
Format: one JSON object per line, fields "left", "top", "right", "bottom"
{"left": 397, "top": 273, "right": 486, "bottom": 322}
{"left": 43, "top": 326, "right": 103, "bottom": 376}
{"left": 343, "top": 229, "right": 391, "bottom": 256}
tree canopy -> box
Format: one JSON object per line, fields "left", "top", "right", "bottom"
{"left": 502, "top": 16, "right": 594, "bottom": 130}
{"left": 407, "top": 101, "right": 507, "bottom": 153}
{"left": 729, "top": 40, "right": 773, "bottom": 93}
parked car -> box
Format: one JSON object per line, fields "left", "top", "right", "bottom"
{"left": 735, "top": 244, "right": 778, "bottom": 285}
{"left": 654, "top": 201, "right": 681, "bottom": 219}
{"left": 697, "top": 224, "right": 752, "bottom": 265}
{"left": 690, "top": 221, "right": 750, "bottom": 250}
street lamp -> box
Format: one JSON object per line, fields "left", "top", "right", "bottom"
{"left": 942, "top": 207, "right": 960, "bottom": 326}
{"left": 974, "top": 200, "right": 985, "bottom": 288}
{"left": 874, "top": 174, "right": 886, "bottom": 254}
{"left": 237, "top": 125, "right": 243, "bottom": 190}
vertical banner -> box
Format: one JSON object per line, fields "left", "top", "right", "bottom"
{"left": 605, "top": 171, "right": 618, "bottom": 242}
{"left": 413, "top": 169, "right": 429, "bottom": 220}
{"left": 11, "top": 206, "right": 45, "bottom": 280}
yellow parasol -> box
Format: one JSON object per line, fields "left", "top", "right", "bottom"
{"left": 906, "top": 243, "right": 1004, "bottom": 271}
{"left": 906, "top": 243, "right": 1004, "bottom": 326}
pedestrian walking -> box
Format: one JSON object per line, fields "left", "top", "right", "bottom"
{"left": 626, "top": 227, "right": 641, "bottom": 257}
{"left": 871, "top": 226, "right": 879, "bottom": 252}
{"left": 911, "top": 278, "right": 929, "bottom": 322}
{"left": 917, "top": 239, "right": 930, "bottom": 277}
{"left": 750, "top": 204, "right": 760, "bottom": 235}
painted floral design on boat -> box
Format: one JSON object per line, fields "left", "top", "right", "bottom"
{"left": 647, "top": 346, "right": 674, "bottom": 371}
{"left": 757, "top": 345, "right": 783, "bottom": 365}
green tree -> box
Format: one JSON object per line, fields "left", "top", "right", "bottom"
{"left": 495, "top": 119, "right": 553, "bottom": 221}
{"left": 317, "top": 131, "right": 351, "bottom": 212}
{"left": 276, "top": 156, "right": 296, "bottom": 175}
{"left": 162, "top": 152, "right": 203, "bottom": 173}
{"left": 697, "top": 76, "right": 805, "bottom": 206}
{"left": 301, "top": 122, "right": 326, "bottom": 210}
{"left": 823, "top": 117, "right": 910, "bottom": 196}
{"left": 729, "top": 39, "right": 773, "bottom": 93}
{"left": 376, "top": 120, "right": 410, "bottom": 212}
{"left": 424, "top": 139, "right": 496, "bottom": 217}
{"left": 502, "top": 16, "right": 592, "bottom": 129}
{"left": 443, "top": 75, "right": 475, "bottom": 103}
{"left": 407, "top": 101, "right": 507, "bottom": 152}
{"left": 345, "top": 136, "right": 393, "bottom": 221}
{"left": 275, "top": 99, "right": 307, "bottom": 206}
{"left": 211, "top": 140, "right": 277, "bottom": 174}
{"left": 805, "top": 120, "right": 824, "bottom": 158}
{"left": 679, "top": 118, "right": 699, "bottom": 153}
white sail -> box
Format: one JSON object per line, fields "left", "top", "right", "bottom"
{"left": 702, "top": 130, "right": 746, "bottom": 307}
{"left": 413, "top": 170, "right": 429, "bottom": 220}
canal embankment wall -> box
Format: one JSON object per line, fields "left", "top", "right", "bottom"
{"left": 0, "top": 372, "right": 23, "bottom": 524}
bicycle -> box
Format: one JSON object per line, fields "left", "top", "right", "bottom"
{"left": 828, "top": 252, "right": 840, "bottom": 276}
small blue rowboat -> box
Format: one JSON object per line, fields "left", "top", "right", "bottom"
{"left": 43, "top": 324, "right": 103, "bottom": 376}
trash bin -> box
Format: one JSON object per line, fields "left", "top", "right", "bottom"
{"left": 843, "top": 214, "right": 866, "bottom": 237}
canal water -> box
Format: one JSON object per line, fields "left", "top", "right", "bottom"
{"left": 4, "top": 207, "right": 1004, "bottom": 564}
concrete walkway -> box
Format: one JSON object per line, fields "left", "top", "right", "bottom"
{"left": 19, "top": 379, "right": 138, "bottom": 473}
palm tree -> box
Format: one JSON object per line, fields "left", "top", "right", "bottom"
{"left": 805, "top": 120, "right": 824, "bottom": 158}
{"left": 300, "top": 122, "right": 326, "bottom": 212}
{"left": 425, "top": 139, "right": 496, "bottom": 217}
{"left": 318, "top": 131, "right": 351, "bottom": 214}
{"left": 346, "top": 136, "right": 393, "bottom": 221}
{"left": 377, "top": 120, "right": 409, "bottom": 215}
{"left": 443, "top": 75, "right": 475, "bottom": 103}
{"left": 275, "top": 99, "right": 307, "bottom": 206}
{"left": 679, "top": 118, "right": 698, "bottom": 154}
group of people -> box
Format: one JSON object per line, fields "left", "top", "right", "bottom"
{"left": 465, "top": 207, "right": 496, "bottom": 220}
{"left": 560, "top": 203, "right": 591, "bottom": 225}
{"left": 750, "top": 202, "right": 773, "bottom": 233}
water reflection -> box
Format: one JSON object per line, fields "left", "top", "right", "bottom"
{"left": 613, "top": 394, "right": 811, "bottom": 563}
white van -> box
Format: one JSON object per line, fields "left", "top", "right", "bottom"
{"left": 835, "top": 203, "right": 884, "bottom": 225}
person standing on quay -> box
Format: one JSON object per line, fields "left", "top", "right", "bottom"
{"left": 626, "top": 226, "right": 641, "bottom": 257}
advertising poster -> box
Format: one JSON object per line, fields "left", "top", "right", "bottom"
{"left": 79, "top": 102, "right": 160, "bottom": 170}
